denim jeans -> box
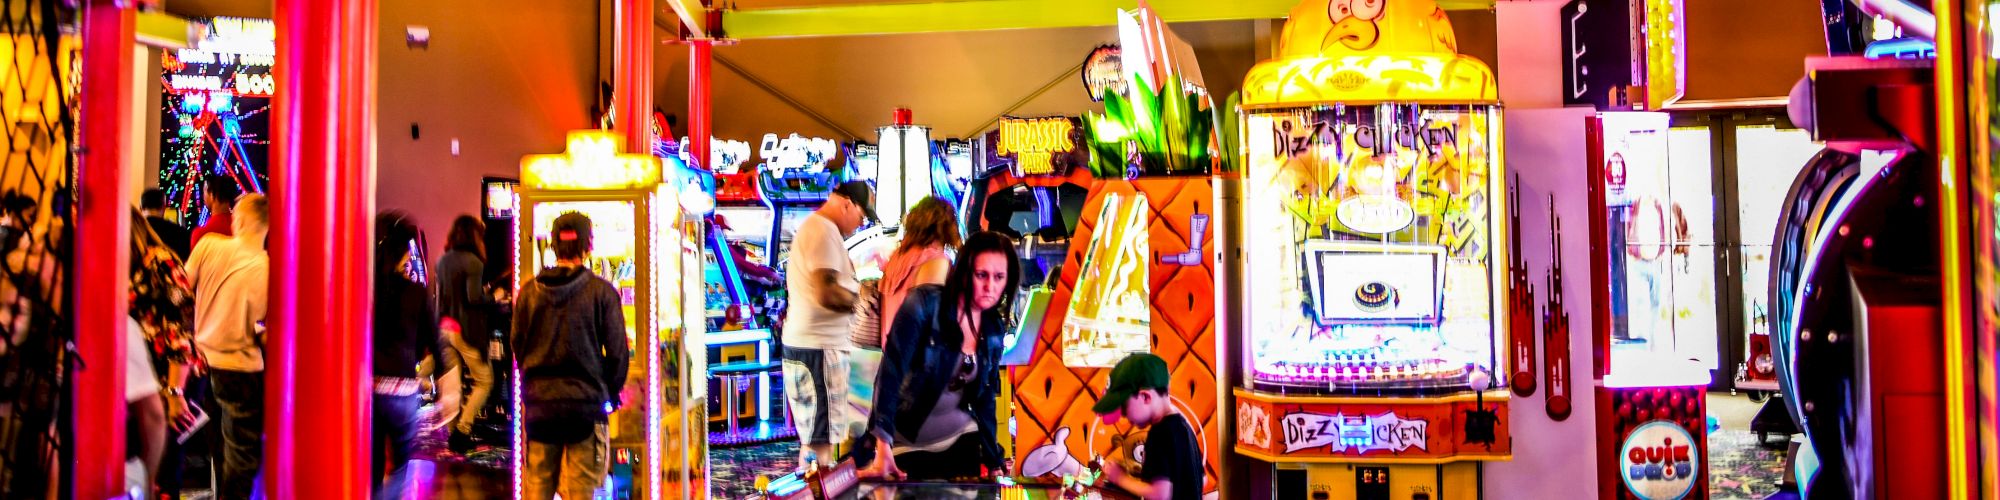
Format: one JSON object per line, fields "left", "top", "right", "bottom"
{"left": 522, "top": 422, "right": 609, "bottom": 500}
{"left": 371, "top": 393, "right": 422, "bottom": 498}
{"left": 208, "top": 368, "right": 263, "bottom": 500}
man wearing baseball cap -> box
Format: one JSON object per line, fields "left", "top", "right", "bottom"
{"left": 512, "top": 212, "right": 629, "bottom": 500}
{"left": 780, "top": 180, "right": 878, "bottom": 469}
{"left": 1093, "top": 353, "right": 1203, "bottom": 500}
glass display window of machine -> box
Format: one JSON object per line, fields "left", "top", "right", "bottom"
{"left": 1241, "top": 104, "right": 1503, "bottom": 392}
{"left": 1587, "top": 112, "right": 1715, "bottom": 389}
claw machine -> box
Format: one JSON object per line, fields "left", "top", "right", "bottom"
{"left": 514, "top": 130, "right": 708, "bottom": 499}
{"left": 1226, "top": 0, "right": 1513, "bottom": 498}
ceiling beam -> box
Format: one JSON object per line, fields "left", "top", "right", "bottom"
{"left": 722, "top": 0, "right": 1496, "bottom": 39}
{"left": 662, "top": 0, "right": 708, "bottom": 38}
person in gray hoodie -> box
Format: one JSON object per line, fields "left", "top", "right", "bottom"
{"left": 510, "top": 212, "right": 629, "bottom": 500}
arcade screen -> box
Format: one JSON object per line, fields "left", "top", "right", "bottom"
{"left": 1241, "top": 104, "right": 1502, "bottom": 392}
{"left": 1591, "top": 113, "right": 1715, "bottom": 385}
{"left": 160, "top": 17, "right": 273, "bottom": 226}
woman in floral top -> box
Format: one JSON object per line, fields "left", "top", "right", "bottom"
{"left": 130, "top": 210, "right": 200, "bottom": 399}
{"left": 129, "top": 209, "right": 200, "bottom": 496}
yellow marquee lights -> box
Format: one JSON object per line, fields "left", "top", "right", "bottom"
{"left": 521, "top": 130, "right": 662, "bottom": 191}
{"left": 1241, "top": 53, "right": 1497, "bottom": 107}
{"left": 1643, "top": 0, "right": 1686, "bottom": 108}
{"left": 997, "top": 117, "right": 1077, "bottom": 176}
{"left": 1240, "top": 0, "right": 1497, "bottom": 107}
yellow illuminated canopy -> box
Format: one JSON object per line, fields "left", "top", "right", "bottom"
{"left": 1242, "top": 0, "right": 1497, "bottom": 106}
{"left": 522, "top": 130, "right": 663, "bottom": 191}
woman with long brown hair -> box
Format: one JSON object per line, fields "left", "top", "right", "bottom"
{"left": 874, "top": 196, "right": 962, "bottom": 347}
{"left": 430, "top": 214, "right": 495, "bottom": 450}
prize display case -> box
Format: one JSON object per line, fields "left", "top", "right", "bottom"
{"left": 512, "top": 130, "right": 708, "bottom": 499}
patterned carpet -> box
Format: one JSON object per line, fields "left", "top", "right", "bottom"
{"left": 711, "top": 442, "right": 801, "bottom": 498}
{"left": 1707, "top": 428, "right": 1790, "bottom": 500}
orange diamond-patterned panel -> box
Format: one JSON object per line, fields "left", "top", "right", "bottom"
{"left": 1008, "top": 178, "right": 1218, "bottom": 493}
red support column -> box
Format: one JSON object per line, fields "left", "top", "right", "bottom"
{"left": 269, "top": 1, "right": 377, "bottom": 498}
{"left": 615, "top": 0, "right": 655, "bottom": 152}
{"left": 690, "top": 41, "right": 712, "bottom": 170}
{"left": 75, "top": 1, "right": 135, "bottom": 497}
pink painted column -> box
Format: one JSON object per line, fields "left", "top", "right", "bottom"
{"left": 689, "top": 41, "right": 712, "bottom": 170}
{"left": 268, "top": 0, "right": 377, "bottom": 498}
{"left": 615, "top": 0, "right": 656, "bottom": 151}
{"left": 75, "top": 0, "right": 136, "bottom": 496}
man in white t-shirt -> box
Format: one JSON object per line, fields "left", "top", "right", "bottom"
{"left": 782, "top": 180, "right": 877, "bottom": 467}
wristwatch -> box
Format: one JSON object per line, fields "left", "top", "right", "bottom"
{"left": 162, "top": 387, "right": 183, "bottom": 396}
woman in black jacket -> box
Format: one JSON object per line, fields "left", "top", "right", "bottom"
{"left": 431, "top": 214, "right": 495, "bottom": 449}
{"left": 860, "top": 231, "right": 1021, "bottom": 480}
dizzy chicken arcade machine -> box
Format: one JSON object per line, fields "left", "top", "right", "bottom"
{"left": 513, "top": 130, "right": 709, "bottom": 499}
{"left": 1227, "top": 0, "right": 1511, "bottom": 498}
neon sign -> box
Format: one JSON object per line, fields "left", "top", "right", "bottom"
{"left": 997, "top": 117, "right": 1080, "bottom": 176}
{"left": 758, "top": 133, "right": 838, "bottom": 174}
{"left": 710, "top": 138, "right": 752, "bottom": 174}
{"left": 521, "top": 130, "right": 662, "bottom": 191}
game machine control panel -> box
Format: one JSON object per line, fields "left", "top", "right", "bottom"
{"left": 1226, "top": 1, "right": 1512, "bottom": 498}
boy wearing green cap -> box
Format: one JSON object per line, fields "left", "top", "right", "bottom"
{"left": 1093, "top": 353, "right": 1202, "bottom": 500}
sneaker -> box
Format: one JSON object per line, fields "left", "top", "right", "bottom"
{"left": 448, "top": 430, "right": 474, "bottom": 454}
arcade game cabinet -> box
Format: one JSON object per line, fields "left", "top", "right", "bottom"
{"left": 696, "top": 137, "right": 787, "bottom": 446}
{"left": 1227, "top": 0, "right": 1512, "bottom": 497}
{"left": 1769, "top": 57, "right": 1950, "bottom": 499}
{"left": 514, "top": 130, "right": 708, "bottom": 499}
{"left": 1585, "top": 112, "right": 1711, "bottom": 500}
{"left": 1007, "top": 6, "right": 1223, "bottom": 497}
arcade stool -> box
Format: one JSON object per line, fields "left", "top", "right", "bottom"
{"left": 709, "top": 360, "right": 790, "bottom": 447}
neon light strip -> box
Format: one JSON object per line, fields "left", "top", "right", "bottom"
{"left": 1930, "top": 1, "right": 1976, "bottom": 494}
{"left": 511, "top": 212, "right": 523, "bottom": 500}
{"left": 710, "top": 228, "right": 751, "bottom": 305}
{"left": 648, "top": 190, "right": 664, "bottom": 500}
{"left": 1034, "top": 187, "right": 1054, "bottom": 232}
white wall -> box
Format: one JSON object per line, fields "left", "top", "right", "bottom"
{"left": 1484, "top": 2, "right": 1602, "bottom": 498}
{"left": 374, "top": 0, "right": 599, "bottom": 260}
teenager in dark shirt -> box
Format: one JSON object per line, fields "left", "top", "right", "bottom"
{"left": 1094, "top": 353, "right": 1203, "bottom": 500}
{"left": 511, "top": 212, "right": 628, "bottom": 500}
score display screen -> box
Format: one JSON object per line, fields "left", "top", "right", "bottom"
{"left": 1240, "top": 104, "right": 1504, "bottom": 392}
